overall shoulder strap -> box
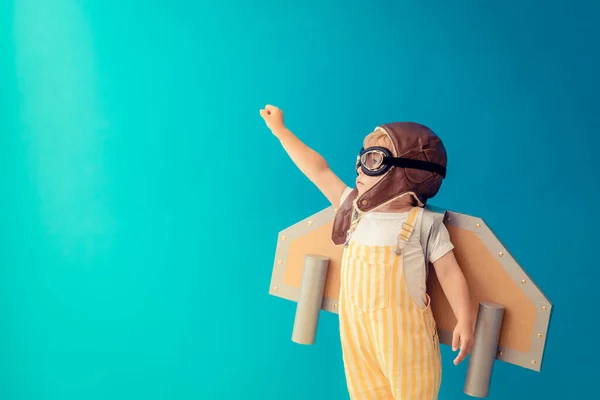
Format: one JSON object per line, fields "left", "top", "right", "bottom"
{"left": 343, "top": 200, "right": 362, "bottom": 247}
{"left": 420, "top": 208, "right": 434, "bottom": 277}
{"left": 419, "top": 208, "right": 447, "bottom": 279}
{"left": 394, "top": 207, "right": 422, "bottom": 254}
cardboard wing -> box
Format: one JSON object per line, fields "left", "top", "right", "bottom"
{"left": 268, "top": 205, "right": 552, "bottom": 397}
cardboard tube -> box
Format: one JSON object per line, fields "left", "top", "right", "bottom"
{"left": 464, "top": 302, "right": 505, "bottom": 398}
{"left": 291, "top": 254, "right": 330, "bottom": 345}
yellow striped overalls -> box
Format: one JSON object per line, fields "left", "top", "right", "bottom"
{"left": 339, "top": 205, "right": 442, "bottom": 400}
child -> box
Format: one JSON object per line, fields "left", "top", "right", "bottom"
{"left": 260, "top": 104, "right": 474, "bottom": 400}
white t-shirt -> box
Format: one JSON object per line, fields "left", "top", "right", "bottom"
{"left": 340, "top": 187, "right": 454, "bottom": 309}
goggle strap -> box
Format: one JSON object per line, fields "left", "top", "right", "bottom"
{"left": 358, "top": 147, "right": 446, "bottom": 177}
{"left": 382, "top": 156, "right": 446, "bottom": 178}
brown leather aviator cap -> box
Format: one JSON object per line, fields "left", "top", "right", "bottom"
{"left": 331, "top": 122, "right": 447, "bottom": 245}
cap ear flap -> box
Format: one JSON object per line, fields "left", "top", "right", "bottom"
{"left": 403, "top": 150, "right": 437, "bottom": 184}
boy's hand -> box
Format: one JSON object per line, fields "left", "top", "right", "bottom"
{"left": 452, "top": 321, "right": 474, "bottom": 365}
{"left": 259, "top": 104, "right": 286, "bottom": 134}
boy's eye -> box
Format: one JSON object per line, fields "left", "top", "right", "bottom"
{"left": 367, "top": 155, "right": 381, "bottom": 166}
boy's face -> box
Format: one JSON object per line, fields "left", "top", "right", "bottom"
{"left": 356, "top": 168, "right": 383, "bottom": 195}
{"left": 355, "top": 151, "right": 417, "bottom": 210}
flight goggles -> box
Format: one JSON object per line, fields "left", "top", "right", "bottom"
{"left": 356, "top": 146, "right": 446, "bottom": 177}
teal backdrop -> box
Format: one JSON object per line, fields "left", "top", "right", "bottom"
{"left": 1, "top": 0, "right": 598, "bottom": 399}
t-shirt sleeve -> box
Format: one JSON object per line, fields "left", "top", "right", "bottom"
{"left": 427, "top": 215, "right": 455, "bottom": 263}
{"left": 340, "top": 186, "right": 353, "bottom": 206}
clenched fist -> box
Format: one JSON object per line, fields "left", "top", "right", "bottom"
{"left": 259, "top": 104, "right": 286, "bottom": 134}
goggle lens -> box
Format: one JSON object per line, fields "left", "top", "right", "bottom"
{"left": 356, "top": 148, "right": 389, "bottom": 176}
{"left": 361, "top": 150, "right": 385, "bottom": 171}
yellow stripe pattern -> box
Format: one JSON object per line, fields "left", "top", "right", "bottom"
{"left": 338, "top": 207, "right": 442, "bottom": 399}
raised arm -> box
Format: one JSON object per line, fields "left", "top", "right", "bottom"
{"left": 260, "top": 105, "right": 347, "bottom": 208}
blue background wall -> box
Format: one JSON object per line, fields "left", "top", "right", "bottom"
{"left": 1, "top": 0, "right": 598, "bottom": 399}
